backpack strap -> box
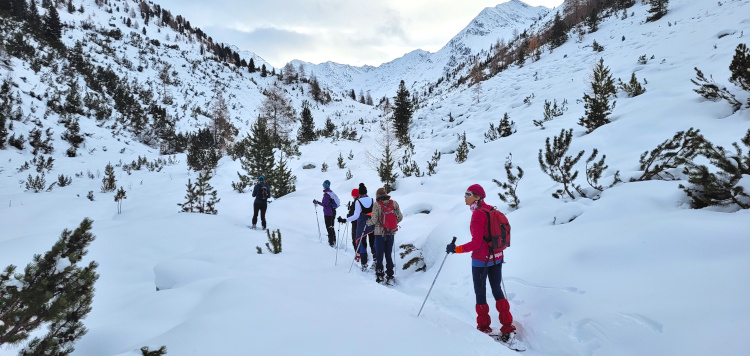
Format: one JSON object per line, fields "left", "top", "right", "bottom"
{"left": 482, "top": 207, "right": 498, "bottom": 269}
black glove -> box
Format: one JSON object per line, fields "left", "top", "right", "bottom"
{"left": 337, "top": 217, "right": 346, "bottom": 223}
{"left": 446, "top": 243, "right": 456, "bottom": 254}
{"left": 313, "top": 199, "right": 319, "bottom": 205}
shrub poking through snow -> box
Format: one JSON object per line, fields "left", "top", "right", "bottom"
{"left": 493, "top": 154, "right": 524, "bottom": 210}
{"left": 141, "top": 346, "right": 168, "bottom": 356}
{"left": 101, "top": 162, "right": 116, "bottom": 192}
{"left": 632, "top": 128, "right": 702, "bottom": 182}
{"left": 427, "top": 150, "right": 441, "bottom": 176}
{"left": 538, "top": 128, "right": 586, "bottom": 200}
{"left": 115, "top": 187, "right": 126, "bottom": 214}
{"left": 680, "top": 129, "right": 750, "bottom": 209}
{"left": 399, "top": 244, "right": 426, "bottom": 272}
{"left": 265, "top": 229, "right": 282, "bottom": 254}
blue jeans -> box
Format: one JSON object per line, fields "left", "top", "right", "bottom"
{"left": 472, "top": 262, "right": 505, "bottom": 305}
{"left": 375, "top": 234, "right": 394, "bottom": 278}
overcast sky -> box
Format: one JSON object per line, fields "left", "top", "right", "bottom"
{"left": 153, "top": 0, "right": 565, "bottom": 68}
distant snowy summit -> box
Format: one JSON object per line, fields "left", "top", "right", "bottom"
{"left": 447, "top": 0, "right": 550, "bottom": 54}
{"left": 292, "top": 0, "right": 550, "bottom": 98}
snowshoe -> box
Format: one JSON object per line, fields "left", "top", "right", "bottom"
{"left": 385, "top": 277, "right": 395, "bottom": 286}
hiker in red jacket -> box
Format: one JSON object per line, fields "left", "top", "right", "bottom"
{"left": 446, "top": 184, "right": 516, "bottom": 341}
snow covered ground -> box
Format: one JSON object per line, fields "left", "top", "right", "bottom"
{"left": 1, "top": 0, "right": 750, "bottom": 355}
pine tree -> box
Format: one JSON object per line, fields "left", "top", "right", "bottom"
{"left": 647, "top": 0, "right": 669, "bottom": 22}
{"left": 309, "top": 75, "right": 323, "bottom": 103}
{"left": 426, "top": 150, "right": 441, "bottom": 176}
{"left": 178, "top": 179, "right": 198, "bottom": 212}
{"left": 0, "top": 218, "right": 98, "bottom": 355}
{"left": 114, "top": 187, "right": 127, "bottom": 214}
{"left": 248, "top": 58, "right": 256, "bottom": 73}
{"left": 538, "top": 129, "right": 586, "bottom": 200}
{"left": 378, "top": 145, "right": 397, "bottom": 192}
{"left": 337, "top": 152, "right": 346, "bottom": 169}
{"left": 43, "top": 5, "right": 63, "bottom": 47}
{"left": 392, "top": 80, "right": 413, "bottom": 145}
{"left": 273, "top": 151, "right": 296, "bottom": 198}
{"left": 578, "top": 58, "right": 617, "bottom": 133}
{"left": 680, "top": 129, "right": 750, "bottom": 209}
{"left": 238, "top": 117, "right": 275, "bottom": 187}
{"left": 455, "top": 132, "right": 473, "bottom": 163}
{"left": 585, "top": 149, "right": 621, "bottom": 192}
{"left": 260, "top": 64, "right": 267, "bottom": 77}
{"left": 493, "top": 154, "right": 524, "bottom": 210}
{"left": 101, "top": 162, "right": 116, "bottom": 192}
{"left": 586, "top": 6, "right": 600, "bottom": 33}
{"left": 620, "top": 72, "right": 646, "bottom": 97}
{"left": 61, "top": 118, "right": 84, "bottom": 149}
{"left": 194, "top": 170, "right": 220, "bottom": 214}
{"left": 729, "top": 43, "right": 750, "bottom": 92}
{"left": 632, "top": 128, "right": 703, "bottom": 182}
{"left": 186, "top": 128, "right": 220, "bottom": 172}
{"left": 321, "top": 117, "right": 335, "bottom": 138}
{"left": 264, "top": 229, "right": 282, "bottom": 254}
{"left": 549, "top": 12, "right": 568, "bottom": 49}
{"left": 297, "top": 100, "right": 317, "bottom": 144}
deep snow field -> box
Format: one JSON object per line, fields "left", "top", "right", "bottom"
{"left": 1, "top": 0, "right": 750, "bottom": 355}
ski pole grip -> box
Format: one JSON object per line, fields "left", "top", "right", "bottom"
{"left": 451, "top": 236, "right": 457, "bottom": 244}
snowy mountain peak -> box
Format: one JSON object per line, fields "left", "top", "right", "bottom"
{"left": 298, "top": 1, "right": 548, "bottom": 99}
{"left": 446, "top": 0, "right": 550, "bottom": 54}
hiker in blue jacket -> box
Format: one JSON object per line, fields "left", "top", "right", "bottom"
{"left": 251, "top": 176, "right": 270, "bottom": 230}
{"left": 313, "top": 180, "right": 339, "bottom": 247}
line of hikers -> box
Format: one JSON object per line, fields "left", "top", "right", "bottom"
{"left": 252, "top": 177, "right": 516, "bottom": 340}
{"left": 314, "top": 181, "right": 403, "bottom": 285}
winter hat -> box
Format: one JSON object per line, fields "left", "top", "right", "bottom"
{"left": 358, "top": 183, "right": 368, "bottom": 195}
{"left": 467, "top": 184, "right": 486, "bottom": 199}
{"left": 351, "top": 188, "right": 359, "bottom": 197}
{"left": 323, "top": 180, "right": 331, "bottom": 188}
{"left": 376, "top": 187, "right": 387, "bottom": 198}
{"left": 258, "top": 175, "right": 264, "bottom": 181}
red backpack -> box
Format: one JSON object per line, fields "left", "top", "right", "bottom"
{"left": 378, "top": 201, "right": 399, "bottom": 235}
{"left": 481, "top": 207, "right": 510, "bottom": 256}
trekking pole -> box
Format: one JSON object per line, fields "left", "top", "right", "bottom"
{"left": 349, "top": 230, "right": 368, "bottom": 273}
{"left": 343, "top": 223, "right": 349, "bottom": 252}
{"left": 417, "top": 237, "right": 457, "bottom": 317}
{"left": 314, "top": 203, "right": 322, "bottom": 243}
{"left": 335, "top": 222, "right": 342, "bottom": 265}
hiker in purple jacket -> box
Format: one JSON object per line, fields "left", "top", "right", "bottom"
{"left": 313, "top": 180, "right": 339, "bottom": 247}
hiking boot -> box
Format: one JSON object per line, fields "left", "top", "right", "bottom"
{"left": 376, "top": 275, "right": 384, "bottom": 283}
{"left": 251, "top": 224, "right": 256, "bottom": 229}
{"left": 385, "top": 277, "right": 394, "bottom": 286}
{"left": 361, "top": 263, "right": 368, "bottom": 272}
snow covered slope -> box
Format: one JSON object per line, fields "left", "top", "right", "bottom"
{"left": 1, "top": 0, "right": 749, "bottom": 355}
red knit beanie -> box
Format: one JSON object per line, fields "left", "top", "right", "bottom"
{"left": 467, "top": 184, "right": 486, "bottom": 199}
{"left": 351, "top": 188, "right": 359, "bottom": 197}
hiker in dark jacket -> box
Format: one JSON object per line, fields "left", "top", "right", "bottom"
{"left": 313, "top": 180, "right": 338, "bottom": 247}
{"left": 446, "top": 184, "right": 515, "bottom": 340}
{"left": 251, "top": 176, "right": 270, "bottom": 230}
{"left": 344, "top": 183, "right": 374, "bottom": 270}
{"left": 366, "top": 187, "right": 403, "bottom": 284}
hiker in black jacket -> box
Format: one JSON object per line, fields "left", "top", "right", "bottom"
{"left": 251, "top": 176, "right": 270, "bottom": 229}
